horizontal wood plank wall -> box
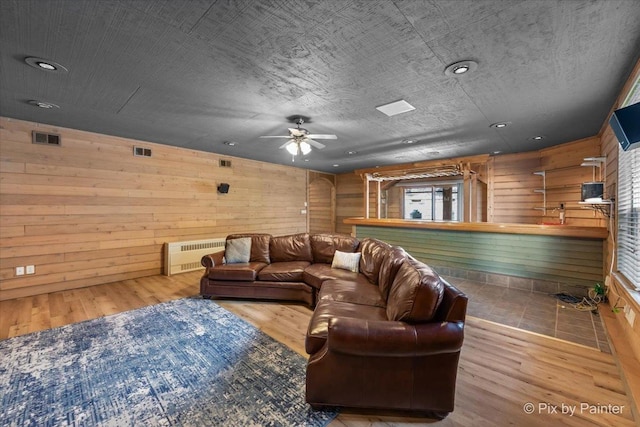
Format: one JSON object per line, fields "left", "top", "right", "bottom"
{"left": 488, "top": 151, "right": 542, "bottom": 224}
{"left": 539, "top": 136, "right": 604, "bottom": 227}
{"left": 488, "top": 137, "right": 604, "bottom": 226}
{"left": 335, "top": 172, "right": 363, "bottom": 235}
{"left": 354, "top": 225, "right": 603, "bottom": 289}
{"left": 0, "top": 117, "right": 307, "bottom": 300}
{"left": 308, "top": 172, "right": 335, "bottom": 234}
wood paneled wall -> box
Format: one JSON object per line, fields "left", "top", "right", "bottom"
{"left": 308, "top": 172, "right": 335, "bottom": 234}
{"left": 335, "top": 172, "right": 363, "bottom": 235}
{"left": 487, "top": 137, "right": 603, "bottom": 226}
{"left": 488, "top": 151, "right": 541, "bottom": 223}
{"left": 0, "top": 117, "right": 307, "bottom": 300}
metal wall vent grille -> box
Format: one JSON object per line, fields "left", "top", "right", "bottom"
{"left": 219, "top": 159, "right": 232, "bottom": 167}
{"left": 32, "top": 131, "right": 61, "bottom": 146}
{"left": 134, "top": 146, "right": 152, "bottom": 157}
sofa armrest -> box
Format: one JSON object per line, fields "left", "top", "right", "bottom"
{"left": 201, "top": 251, "right": 225, "bottom": 268}
{"left": 327, "top": 317, "right": 464, "bottom": 357}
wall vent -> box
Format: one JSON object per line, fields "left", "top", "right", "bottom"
{"left": 32, "top": 131, "right": 61, "bottom": 146}
{"left": 219, "top": 159, "right": 232, "bottom": 167}
{"left": 164, "top": 238, "right": 226, "bottom": 276}
{"left": 134, "top": 146, "right": 152, "bottom": 157}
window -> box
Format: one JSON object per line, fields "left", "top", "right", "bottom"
{"left": 403, "top": 182, "right": 462, "bottom": 221}
{"left": 617, "top": 77, "right": 640, "bottom": 288}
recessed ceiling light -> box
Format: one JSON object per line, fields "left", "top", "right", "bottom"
{"left": 530, "top": 135, "right": 544, "bottom": 141}
{"left": 490, "top": 122, "right": 510, "bottom": 128}
{"left": 346, "top": 150, "right": 357, "bottom": 155}
{"left": 333, "top": 164, "right": 339, "bottom": 167}
{"left": 444, "top": 60, "right": 478, "bottom": 76}
{"left": 24, "top": 57, "right": 68, "bottom": 74}
{"left": 28, "top": 100, "right": 60, "bottom": 109}
{"left": 223, "top": 141, "right": 237, "bottom": 146}
{"left": 492, "top": 150, "right": 502, "bottom": 155}
{"left": 375, "top": 99, "right": 416, "bottom": 117}
{"left": 402, "top": 139, "right": 416, "bottom": 144}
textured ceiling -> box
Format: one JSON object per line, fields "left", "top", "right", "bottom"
{"left": 1, "top": 0, "right": 639, "bottom": 173}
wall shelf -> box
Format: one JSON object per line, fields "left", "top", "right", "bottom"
{"left": 533, "top": 171, "right": 546, "bottom": 214}
{"left": 579, "top": 199, "right": 614, "bottom": 217}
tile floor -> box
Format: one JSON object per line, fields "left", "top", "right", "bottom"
{"left": 446, "top": 277, "right": 611, "bottom": 353}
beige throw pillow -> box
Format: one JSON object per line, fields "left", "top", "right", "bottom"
{"left": 331, "top": 250, "right": 361, "bottom": 273}
{"left": 225, "top": 237, "right": 252, "bottom": 264}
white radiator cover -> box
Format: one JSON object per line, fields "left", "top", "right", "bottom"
{"left": 164, "top": 238, "right": 226, "bottom": 276}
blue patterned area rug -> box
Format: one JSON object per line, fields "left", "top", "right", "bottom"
{"left": 0, "top": 297, "right": 337, "bottom": 426}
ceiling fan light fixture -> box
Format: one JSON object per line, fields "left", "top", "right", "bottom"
{"left": 285, "top": 141, "right": 299, "bottom": 155}
{"left": 444, "top": 60, "right": 478, "bottom": 76}
{"left": 299, "top": 141, "right": 312, "bottom": 155}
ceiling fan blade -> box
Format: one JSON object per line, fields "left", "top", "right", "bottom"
{"left": 306, "top": 139, "right": 326, "bottom": 149}
{"left": 259, "top": 135, "right": 291, "bottom": 139}
{"left": 307, "top": 134, "right": 337, "bottom": 140}
{"left": 279, "top": 140, "right": 295, "bottom": 149}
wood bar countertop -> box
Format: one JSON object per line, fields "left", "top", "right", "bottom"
{"left": 344, "top": 218, "right": 609, "bottom": 239}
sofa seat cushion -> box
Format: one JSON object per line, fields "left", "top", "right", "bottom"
{"left": 305, "top": 299, "right": 387, "bottom": 354}
{"left": 208, "top": 262, "right": 267, "bottom": 281}
{"left": 258, "top": 261, "right": 310, "bottom": 282}
{"left": 318, "top": 279, "right": 386, "bottom": 308}
{"left": 303, "top": 263, "right": 370, "bottom": 289}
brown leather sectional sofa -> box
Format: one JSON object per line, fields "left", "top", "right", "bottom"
{"left": 200, "top": 232, "right": 467, "bottom": 418}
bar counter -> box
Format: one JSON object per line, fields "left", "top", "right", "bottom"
{"left": 344, "top": 218, "right": 608, "bottom": 239}
{"left": 344, "top": 218, "right": 607, "bottom": 291}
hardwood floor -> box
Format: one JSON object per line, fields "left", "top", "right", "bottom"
{"left": 0, "top": 271, "right": 636, "bottom": 426}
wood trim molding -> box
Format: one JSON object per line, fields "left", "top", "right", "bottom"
{"left": 343, "top": 217, "right": 608, "bottom": 239}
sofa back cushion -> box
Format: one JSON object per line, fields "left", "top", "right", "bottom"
{"left": 358, "top": 238, "right": 392, "bottom": 285}
{"left": 310, "top": 234, "right": 359, "bottom": 264}
{"left": 226, "top": 233, "right": 271, "bottom": 264}
{"left": 270, "top": 233, "right": 313, "bottom": 262}
{"left": 377, "top": 246, "right": 407, "bottom": 300}
{"left": 386, "top": 256, "right": 444, "bottom": 323}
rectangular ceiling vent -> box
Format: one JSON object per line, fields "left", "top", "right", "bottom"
{"left": 133, "top": 146, "right": 152, "bottom": 157}
{"left": 219, "top": 159, "right": 232, "bottom": 168}
{"left": 32, "top": 131, "right": 61, "bottom": 146}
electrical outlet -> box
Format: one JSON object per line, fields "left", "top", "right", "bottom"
{"left": 26, "top": 265, "right": 35, "bottom": 274}
{"left": 15, "top": 266, "right": 25, "bottom": 276}
{"left": 624, "top": 306, "right": 636, "bottom": 327}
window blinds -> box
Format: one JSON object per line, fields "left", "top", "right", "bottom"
{"left": 617, "top": 144, "right": 639, "bottom": 288}
{"left": 616, "top": 75, "right": 640, "bottom": 288}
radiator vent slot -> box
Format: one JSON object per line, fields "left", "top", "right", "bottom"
{"left": 32, "top": 131, "right": 61, "bottom": 146}
{"left": 164, "top": 238, "right": 226, "bottom": 276}
{"left": 134, "top": 146, "right": 152, "bottom": 157}
{"left": 219, "top": 159, "right": 232, "bottom": 167}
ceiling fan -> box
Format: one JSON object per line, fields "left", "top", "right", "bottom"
{"left": 259, "top": 117, "right": 337, "bottom": 159}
